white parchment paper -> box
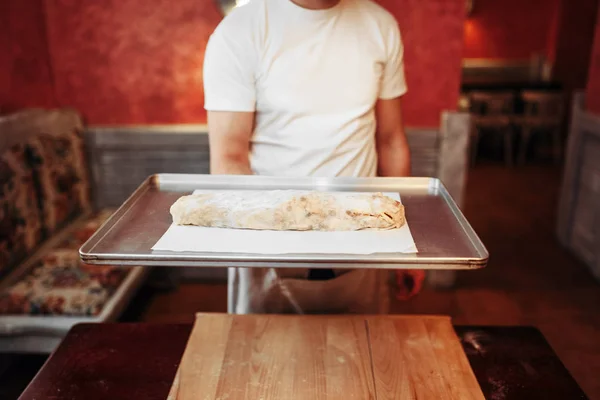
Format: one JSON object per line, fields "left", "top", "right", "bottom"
{"left": 151, "top": 191, "right": 418, "bottom": 255}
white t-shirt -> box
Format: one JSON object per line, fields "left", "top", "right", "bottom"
{"left": 203, "top": 0, "right": 407, "bottom": 178}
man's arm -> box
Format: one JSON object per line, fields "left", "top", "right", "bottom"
{"left": 375, "top": 96, "right": 411, "bottom": 177}
{"left": 208, "top": 111, "right": 255, "bottom": 175}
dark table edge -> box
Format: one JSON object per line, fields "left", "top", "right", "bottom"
{"left": 17, "top": 322, "right": 589, "bottom": 400}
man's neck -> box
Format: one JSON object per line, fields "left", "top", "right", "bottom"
{"left": 290, "top": 0, "right": 341, "bottom": 10}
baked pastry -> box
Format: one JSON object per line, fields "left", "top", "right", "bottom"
{"left": 169, "top": 190, "right": 405, "bottom": 231}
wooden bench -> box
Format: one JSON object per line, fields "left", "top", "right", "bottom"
{"left": 0, "top": 108, "right": 148, "bottom": 353}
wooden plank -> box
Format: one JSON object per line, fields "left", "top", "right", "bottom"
{"left": 556, "top": 92, "right": 591, "bottom": 246}
{"left": 86, "top": 125, "right": 209, "bottom": 148}
{"left": 561, "top": 124, "right": 600, "bottom": 278}
{"left": 168, "top": 314, "right": 233, "bottom": 400}
{"left": 427, "top": 112, "right": 471, "bottom": 289}
{"left": 438, "top": 111, "right": 470, "bottom": 208}
{"left": 169, "top": 314, "right": 482, "bottom": 400}
{"left": 367, "top": 316, "right": 484, "bottom": 400}
{"left": 170, "top": 314, "right": 375, "bottom": 400}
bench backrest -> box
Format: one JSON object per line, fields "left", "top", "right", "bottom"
{"left": 0, "top": 108, "right": 92, "bottom": 278}
{"left": 85, "top": 111, "right": 470, "bottom": 210}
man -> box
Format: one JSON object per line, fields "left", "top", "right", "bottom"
{"left": 203, "top": 0, "right": 423, "bottom": 314}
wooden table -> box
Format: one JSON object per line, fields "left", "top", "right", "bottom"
{"left": 18, "top": 322, "right": 588, "bottom": 400}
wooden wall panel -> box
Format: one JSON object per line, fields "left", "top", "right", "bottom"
{"left": 85, "top": 111, "right": 471, "bottom": 286}
{"left": 557, "top": 92, "right": 600, "bottom": 281}
{"left": 85, "top": 126, "right": 211, "bottom": 209}
{"left": 87, "top": 126, "right": 449, "bottom": 209}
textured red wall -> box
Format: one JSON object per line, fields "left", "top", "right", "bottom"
{"left": 586, "top": 7, "right": 600, "bottom": 115}
{"left": 2, "top": 0, "right": 465, "bottom": 128}
{"left": 44, "top": 0, "right": 222, "bottom": 125}
{"left": 464, "top": 0, "right": 560, "bottom": 59}
{"left": 552, "top": 0, "right": 599, "bottom": 95}
{"left": 378, "top": 0, "right": 465, "bottom": 127}
{"left": 0, "top": 0, "right": 57, "bottom": 114}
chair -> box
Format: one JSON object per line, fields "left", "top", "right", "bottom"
{"left": 468, "top": 91, "right": 516, "bottom": 166}
{"left": 515, "top": 91, "right": 565, "bottom": 164}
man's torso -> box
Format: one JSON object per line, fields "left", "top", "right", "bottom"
{"left": 236, "top": 0, "right": 397, "bottom": 177}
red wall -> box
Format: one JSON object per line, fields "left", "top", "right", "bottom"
{"left": 45, "top": 0, "right": 222, "bottom": 125}
{"left": 553, "top": 0, "right": 598, "bottom": 101}
{"left": 1, "top": 0, "right": 465, "bottom": 128}
{"left": 379, "top": 0, "right": 465, "bottom": 127}
{"left": 0, "top": 0, "right": 57, "bottom": 113}
{"left": 464, "top": 0, "right": 560, "bottom": 60}
{"left": 586, "top": 7, "right": 600, "bottom": 115}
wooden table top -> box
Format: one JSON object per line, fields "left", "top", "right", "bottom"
{"left": 18, "top": 321, "right": 588, "bottom": 400}
{"left": 168, "top": 314, "right": 484, "bottom": 400}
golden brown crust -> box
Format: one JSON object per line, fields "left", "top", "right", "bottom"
{"left": 170, "top": 190, "right": 405, "bottom": 231}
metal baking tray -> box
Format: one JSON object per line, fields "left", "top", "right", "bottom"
{"left": 79, "top": 174, "right": 488, "bottom": 270}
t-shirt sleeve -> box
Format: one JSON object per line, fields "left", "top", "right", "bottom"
{"left": 378, "top": 20, "right": 408, "bottom": 100}
{"left": 203, "top": 26, "right": 256, "bottom": 112}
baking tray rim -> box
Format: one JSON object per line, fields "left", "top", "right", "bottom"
{"left": 79, "top": 174, "right": 489, "bottom": 268}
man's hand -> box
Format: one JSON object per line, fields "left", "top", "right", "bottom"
{"left": 208, "top": 111, "right": 255, "bottom": 175}
{"left": 395, "top": 270, "right": 426, "bottom": 300}
{"left": 375, "top": 96, "right": 411, "bottom": 177}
